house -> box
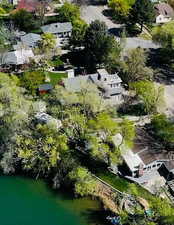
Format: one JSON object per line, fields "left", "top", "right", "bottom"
{"left": 35, "top": 112, "right": 62, "bottom": 130}
{"left": 17, "top": 0, "right": 39, "bottom": 12}
{"left": 154, "top": 3, "right": 174, "bottom": 24}
{"left": 20, "top": 33, "right": 41, "bottom": 48}
{"left": 16, "top": 0, "right": 52, "bottom": 12}
{"left": 63, "top": 69, "right": 122, "bottom": 101}
{"left": 121, "top": 128, "right": 174, "bottom": 179}
{"left": 0, "top": 49, "right": 34, "bottom": 65}
{"left": 0, "top": 0, "right": 18, "bottom": 5}
{"left": 38, "top": 84, "right": 53, "bottom": 94}
{"left": 41, "top": 22, "right": 72, "bottom": 38}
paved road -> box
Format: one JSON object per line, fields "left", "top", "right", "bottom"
{"left": 164, "top": 85, "right": 174, "bottom": 116}
{"left": 81, "top": 4, "right": 160, "bottom": 50}
{"left": 81, "top": 5, "right": 121, "bottom": 29}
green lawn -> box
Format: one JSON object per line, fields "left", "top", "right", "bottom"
{"left": 46, "top": 71, "right": 67, "bottom": 86}
{"left": 96, "top": 171, "right": 130, "bottom": 192}
{"left": 48, "top": 58, "right": 64, "bottom": 67}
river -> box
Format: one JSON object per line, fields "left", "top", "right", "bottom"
{"left": 0, "top": 176, "right": 107, "bottom": 225}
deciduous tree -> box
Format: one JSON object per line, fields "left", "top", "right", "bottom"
{"left": 122, "top": 47, "right": 153, "bottom": 83}
{"left": 11, "top": 9, "right": 38, "bottom": 32}
{"left": 130, "top": 81, "right": 165, "bottom": 114}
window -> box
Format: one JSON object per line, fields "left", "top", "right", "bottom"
{"left": 152, "top": 165, "right": 156, "bottom": 168}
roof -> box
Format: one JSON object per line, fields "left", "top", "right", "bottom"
{"left": 63, "top": 75, "right": 89, "bottom": 92}
{"left": 39, "top": 84, "right": 53, "bottom": 91}
{"left": 63, "top": 70, "right": 122, "bottom": 95}
{"left": 122, "top": 146, "right": 143, "bottom": 171}
{"left": 0, "top": 49, "right": 34, "bottom": 65}
{"left": 17, "top": 0, "right": 40, "bottom": 12}
{"left": 154, "top": 3, "right": 174, "bottom": 17}
{"left": 41, "top": 22, "right": 72, "bottom": 34}
{"left": 132, "top": 128, "right": 174, "bottom": 166}
{"left": 165, "top": 161, "right": 174, "bottom": 172}
{"left": 21, "top": 33, "right": 41, "bottom": 47}
{"left": 35, "top": 112, "right": 62, "bottom": 130}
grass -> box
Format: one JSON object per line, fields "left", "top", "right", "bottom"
{"left": 30, "top": 28, "right": 42, "bottom": 34}
{"left": 96, "top": 171, "right": 130, "bottom": 192}
{"left": 48, "top": 58, "right": 64, "bottom": 67}
{"left": 46, "top": 71, "right": 67, "bottom": 86}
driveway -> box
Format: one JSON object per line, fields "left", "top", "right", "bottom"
{"left": 81, "top": 5, "right": 160, "bottom": 50}
{"left": 81, "top": 5, "right": 121, "bottom": 29}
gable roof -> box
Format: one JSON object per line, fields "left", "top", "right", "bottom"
{"left": 21, "top": 33, "right": 41, "bottom": 47}
{"left": 41, "top": 22, "right": 72, "bottom": 34}
{"left": 63, "top": 69, "right": 122, "bottom": 94}
{"left": 63, "top": 75, "right": 90, "bottom": 92}
{"left": 154, "top": 3, "right": 174, "bottom": 17}
{"left": 132, "top": 128, "right": 174, "bottom": 167}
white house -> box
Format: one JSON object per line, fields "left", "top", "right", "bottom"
{"left": 121, "top": 128, "right": 174, "bottom": 179}
{"left": 0, "top": 49, "right": 34, "bottom": 65}
{"left": 154, "top": 3, "right": 174, "bottom": 24}
{"left": 63, "top": 69, "right": 123, "bottom": 102}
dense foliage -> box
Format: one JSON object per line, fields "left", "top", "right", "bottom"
{"left": 84, "top": 20, "right": 121, "bottom": 70}
{"left": 122, "top": 47, "right": 153, "bottom": 83}
{"left": 151, "top": 114, "right": 174, "bottom": 149}
{"left": 11, "top": 9, "right": 38, "bottom": 32}
{"left": 130, "top": 81, "right": 165, "bottom": 114}
{"left": 129, "top": 0, "right": 155, "bottom": 31}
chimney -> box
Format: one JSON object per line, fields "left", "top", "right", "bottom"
{"left": 66, "top": 69, "right": 74, "bottom": 78}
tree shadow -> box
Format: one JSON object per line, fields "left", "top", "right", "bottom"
{"left": 147, "top": 48, "right": 174, "bottom": 84}
{"left": 81, "top": 209, "right": 111, "bottom": 225}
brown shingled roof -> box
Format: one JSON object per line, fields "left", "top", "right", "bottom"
{"left": 154, "top": 3, "right": 174, "bottom": 17}
{"left": 132, "top": 128, "right": 174, "bottom": 168}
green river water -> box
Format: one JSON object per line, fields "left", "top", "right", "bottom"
{"left": 0, "top": 176, "right": 105, "bottom": 225}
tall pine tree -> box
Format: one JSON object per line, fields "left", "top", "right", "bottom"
{"left": 129, "top": 0, "right": 155, "bottom": 32}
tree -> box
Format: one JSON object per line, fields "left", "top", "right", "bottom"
{"left": 11, "top": 9, "right": 38, "bottom": 32}
{"left": 56, "top": 2, "right": 81, "bottom": 23}
{"left": 16, "top": 125, "right": 68, "bottom": 177}
{"left": 122, "top": 47, "right": 153, "bottom": 83}
{"left": 0, "top": 73, "right": 33, "bottom": 174}
{"left": 84, "top": 20, "right": 119, "bottom": 70}
{"left": 129, "top": 0, "right": 155, "bottom": 32}
{"left": 108, "top": 0, "right": 132, "bottom": 17}
{"left": 53, "top": 82, "right": 106, "bottom": 116}
{"left": 69, "top": 19, "right": 87, "bottom": 48}
{"left": 151, "top": 114, "right": 174, "bottom": 149}
{"left": 130, "top": 81, "right": 165, "bottom": 114}
{"left": 38, "top": 32, "right": 57, "bottom": 56}
{"left": 21, "top": 70, "right": 45, "bottom": 95}
{"left": 35, "top": 0, "right": 50, "bottom": 25}
{"left": 69, "top": 167, "right": 98, "bottom": 196}
{"left": 152, "top": 21, "right": 174, "bottom": 49}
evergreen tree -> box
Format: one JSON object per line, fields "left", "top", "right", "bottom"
{"left": 129, "top": 0, "right": 155, "bottom": 32}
